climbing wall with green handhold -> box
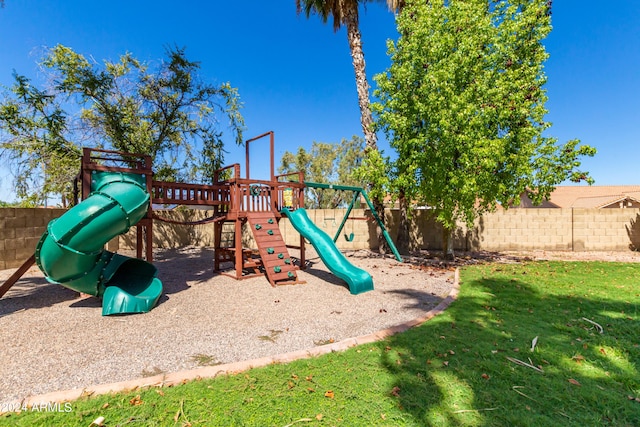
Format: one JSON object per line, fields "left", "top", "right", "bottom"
{"left": 246, "top": 211, "right": 301, "bottom": 286}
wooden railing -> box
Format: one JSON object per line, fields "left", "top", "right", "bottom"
{"left": 213, "top": 163, "right": 241, "bottom": 182}
{"left": 79, "top": 147, "right": 153, "bottom": 202}
{"left": 151, "top": 181, "right": 231, "bottom": 210}
{"left": 238, "top": 181, "right": 273, "bottom": 212}
{"left": 78, "top": 149, "right": 308, "bottom": 216}
{"left": 276, "top": 171, "right": 306, "bottom": 211}
{"left": 150, "top": 179, "right": 305, "bottom": 215}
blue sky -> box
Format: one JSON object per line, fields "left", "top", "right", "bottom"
{"left": 1, "top": 1, "right": 639, "bottom": 203}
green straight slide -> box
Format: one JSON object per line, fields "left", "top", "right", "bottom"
{"left": 281, "top": 208, "right": 373, "bottom": 295}
{"left": 35, "top": 171, "right": 162, "bottom": 315}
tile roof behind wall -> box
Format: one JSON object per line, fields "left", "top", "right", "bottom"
{"left": 547, "top": 185, "right": 640, "bottom": 208}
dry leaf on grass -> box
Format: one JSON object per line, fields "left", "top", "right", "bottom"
{"left": 531, "top": 336, "right": 538, "bottom": 352}
{"left": 174, "top": 399, "right": 190, "bottom": 425}
{"left": 452, "top": 407, "right": 498, "bottom": 414}
{"left": 512, "top": 386, "right": 537, "bottom": 402}
{"left": 89, "top": 416, "right": 105, "bottom": 427}
{"left": 582, "top": 317, "right": 604, "bottom": 334}
{"left": 506, "top": 356, "right": 544, "bottom": 373}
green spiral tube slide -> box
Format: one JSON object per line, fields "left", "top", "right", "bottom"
{"left": 35, "top": 171, "right": 162, "bottom": 315}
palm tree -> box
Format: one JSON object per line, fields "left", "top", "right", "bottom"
{"left": 296, "top": 0, "right": 402, "bottom": 152}
{"left": 296, "top": 0, "right": 402, "bottom": 252}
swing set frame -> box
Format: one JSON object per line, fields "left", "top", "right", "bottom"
{"left": 304, "top": 181, "right": 402, "bottom": 262}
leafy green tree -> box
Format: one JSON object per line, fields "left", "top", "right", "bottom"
{"left": 0, "top": 45, "right": 245, "bottom": 206}
{"left": 42, "top": 45, "right": 244, "bottom": 182}
{"left": 0, "top": 73, "right": 80, "bottom": 206}
{"left": 374, "top": 0, "right": 596, "bottom": 258}
{"left": 279, "top": 136, "right": 365, "bottom": 208}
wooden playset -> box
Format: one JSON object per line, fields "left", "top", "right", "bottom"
{"left": 93, "top": 130, "right": 308, "bottom": 286}
{"left": 1, "top": 130, "right": 400, "bottom": 309}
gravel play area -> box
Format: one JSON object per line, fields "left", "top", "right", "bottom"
{"left": 0, "top": 247, "right": 456, "bottom": 404}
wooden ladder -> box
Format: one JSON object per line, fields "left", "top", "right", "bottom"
{"left": 246, "top": 212, "right": 302, "bottom": 286}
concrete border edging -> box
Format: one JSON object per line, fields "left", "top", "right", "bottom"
{"left": 5, "top": 269, "right": 460, "bottom": 411}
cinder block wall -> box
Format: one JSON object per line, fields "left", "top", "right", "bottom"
{"left": 121, "top": 207, "right": 640, "bottom": 254}
{"left": 384, "top": 209, "right": 467, "bottom": 251}
{"left": 119, "top": 209, "right": 379, "bottom": 251}
{"left": 120, "top": 210, "right": 218, "bottom": 249}
{"left": 572, "top": 208, "right": 640, "bottom": 251}
{"left": 473, "top": 209, "right": 574, "bottom": 251}
{"left": 0, "top": 208, "right": 66, "bottom": 269}
{"left": 280, "top": 209, "right": 377, "bottom": 251}
{"left": 4, "top": 207, "right": 640, "bottom": 271}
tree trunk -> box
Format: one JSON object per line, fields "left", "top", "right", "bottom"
{"left": 344, "top": 5, "right": 378, "bottom": 152}
{"left": 343, "top": 4, "right": 389, "bottom": 252}
{"left": 396, "top": 188, "right": 410, "bottom": 254}
{"left": 371, "top": 198, "right": 386, "bottom": 254}
{"left": 344, "top": 4, "right": 386, "bottom": 252}
{"left": 442, "top": 227, "right": 455, "bottom": 260}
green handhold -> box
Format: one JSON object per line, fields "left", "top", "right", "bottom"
{"left": 288, "top": 271, "right": 295, "bottom": 278}
{"left": 267, "top": 218, "right": 274, "bottom": 224}
{"left": 284, "top": 258, "right": 291, "bottom": 265}
{"left": 278, "top": 253, "right": 284, "bottom": 259}
{"left": 267, "top": 248, "right": 275, "bottom": 254}
{"left": 255, "top": 224, "right": 262, "bottom": 230}
{"left": 267, "top": 230, "right": 274, "bottom": 235}
{"left": 274, "top": 266, "right": 281, "bottom": 273}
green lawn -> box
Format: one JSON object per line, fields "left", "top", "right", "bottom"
{"left": 2, "top": 261, "right": 639, "bottom": 426}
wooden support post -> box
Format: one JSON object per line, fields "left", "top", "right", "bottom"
{"left": 234, "top": 218, "right": 244, "bottom": 279}
{"left": 0, "top": 254, "right": 36, "bottom": 299}
{"left": 299, "top": 234, "right": 306, "bottom": 270}
{"left": 133, "top": 219, "right": 153, "bottom": 261}
{"left": 136, "top": 223, "right": 143, "bottom": 260}
{"left": 298, "top": 177, "right": 306, "bottom": 269}
{"left": 146, "top": 219, "right": 153, "bottom": 262}
{"left": 214, "top": 221, "right": 222, "bottom": 271}
{"left": 82, "top": 148, "right": 93, "bottom": 200}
